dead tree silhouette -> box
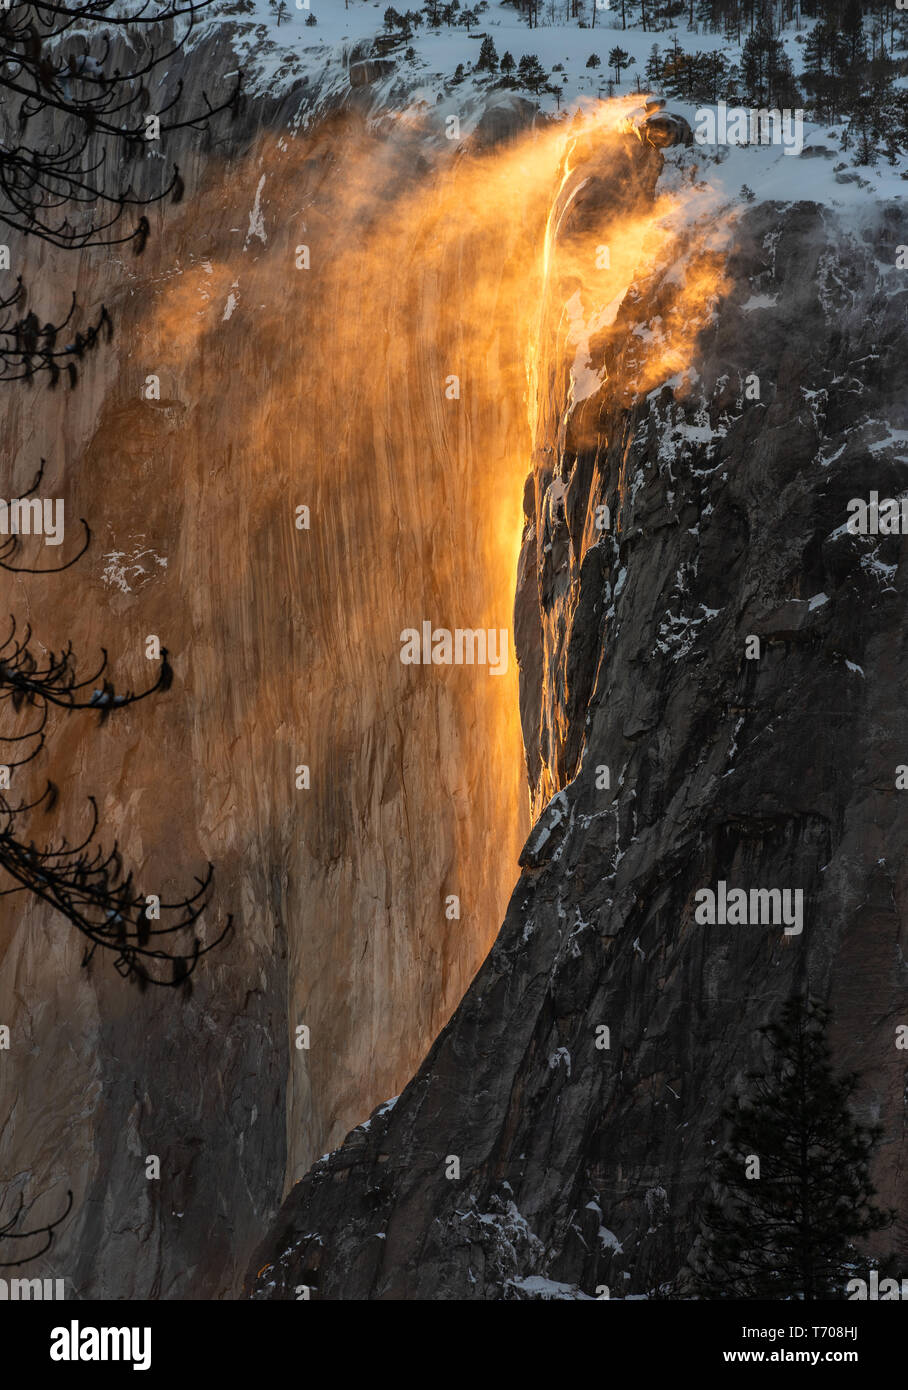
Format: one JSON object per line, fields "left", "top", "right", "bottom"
{"left": 0, "top": 3, "right": 240, "bottom": 980}
{"left": 0, "top": 0, "right": 243, "bottom": 383}
{"left": 0, "top": 1186, "right": 73, "bottom": 1268}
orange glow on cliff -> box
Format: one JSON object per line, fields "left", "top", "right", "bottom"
{"left": 134, "top": 98, "right": 728, "bottom": 1175}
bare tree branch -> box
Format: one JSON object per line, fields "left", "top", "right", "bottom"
{"left": 0, "top": 1186, "right": 73, "bottom": 1268}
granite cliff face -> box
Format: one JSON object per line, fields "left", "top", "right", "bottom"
{"left": 0, "top": 43, "right": 531, "bottom": 1298}
{"left": 246, "top": 162, "right": 908, "bottom": 1296}
{"left": 2, "top": 25, "right": 906, "bottom": 1303}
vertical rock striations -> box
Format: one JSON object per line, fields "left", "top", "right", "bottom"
{"left": 0, "top": 61, "right": 530, "bottom": 1295}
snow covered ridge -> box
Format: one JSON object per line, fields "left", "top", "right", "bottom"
{"left": 655, "top": 117, "right": 908, "bottom": 215}
{"left": 43, "top": 0, "right": 908, "bottom": 150}
{"left": 54, "top": 2, "right": 907, "bottom": 201}
{"left": 169, "top": 1, "right": 908, "bottom": 211}
{"left": 186, "top": 3, "right": 903, "bottom": 120}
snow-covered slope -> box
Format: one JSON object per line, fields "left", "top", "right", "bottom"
{"left": 191, "top": 0, "right": 908, "bottom": 209}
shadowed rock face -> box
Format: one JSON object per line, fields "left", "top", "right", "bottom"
{"left": 246, "top": 192, "right": 908, "bottom": 1299}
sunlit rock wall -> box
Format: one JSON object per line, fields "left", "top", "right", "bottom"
{"left": 0, "top": 43, "right": 531, "bottom": 1297}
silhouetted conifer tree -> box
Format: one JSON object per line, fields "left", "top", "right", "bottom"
{"left": 691, "top": 996, "right": 893, "bottom": 1299}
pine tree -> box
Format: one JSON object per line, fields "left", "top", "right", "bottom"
{"left": 607, "top": 45, "right": 635, "bottom": 85}
{"left": 586, "top": 52, "right": 602, "bottom": 69}
{"left": 645, "top": 44, "right": 664, "bottom": 90}
{"left": 660, "top": 35, "right": 685, "bottom": 97}
{"left": 664, "top": 48, "right": 729, "bottom": 103}
{"left": 500, "top": 50, "right": 516, "bottom": 80}
{"left": 741, "top": 8, "right": 800, "bottom": 108}
{"left": 517, "top": 53, "right": 548, "bottom": 95}
{"left": 702, "top": 48, "right": 731, "bottom": 103}
{"left": 854, "top": 120, "right": 877, "bottom": 166}
{"left": 476, "top": 35, "right": 499, "bottom": 72}
{"left": 852, "top": 88, "right": 882, "bottom": 166}
{"left": 692, "top": 996, "right": 894, "bottom": 1300}
{"left": 803, "top": 17, "right": 850, "bottom": 119}
{"left": 842, "top": 0, "right": 868, "bottom": 68}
